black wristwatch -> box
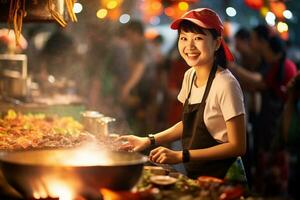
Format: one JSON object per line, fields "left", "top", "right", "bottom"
{"left": 148, "top": 134, "right": 156, "bottom": 146}
{"left": 182, "top": 149, "right": 190, "bottom": 163}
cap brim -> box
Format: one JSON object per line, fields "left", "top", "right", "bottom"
{"left": 170, "top": 18, "right": 211, "bottom": 30}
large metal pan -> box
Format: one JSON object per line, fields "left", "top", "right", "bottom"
{"left": 0, "top": 148, "right": 147, "bottom": 199}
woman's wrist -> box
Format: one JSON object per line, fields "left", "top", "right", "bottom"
{"left": 142, "top": 137, "right": 151, "bottom": 148}
{"left": 147, "top": 134, "right": 156, "bottom": 146}
{"left": 182, "top": 149, "right": 190, "bottom": 163}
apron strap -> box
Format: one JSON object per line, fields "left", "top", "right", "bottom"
{"left": 190, "top": 62, "right": 218, "bottom": 143}
{"left": 187, "top": 73, "right": 196, "bottom": 100}
{"left": 200, "top": 62, "right": 218, "bottom": 104}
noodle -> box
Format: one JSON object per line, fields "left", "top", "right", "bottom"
{"left": 7, "top": 0, "right": 77, "bottom": 45}
{"left": 8, "top": 0, "right": 25, "bottom": 45}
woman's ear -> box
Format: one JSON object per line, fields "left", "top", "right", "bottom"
{"left": 215, "top": 37, "right": 222, "bottom": 51}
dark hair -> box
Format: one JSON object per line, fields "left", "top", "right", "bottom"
{"left": 253, "top": 24, "right": 271, "bottom": 42}
{"left": 178, "top": 20, "right": 227, "bottom": 68}
{"left": 42, "top": 30, "right": 74, "bottom": 56}
{"left": 253, "top": 25, "right": 288, "bottom": 83}
{"left": 235, "top": 28, "right": 250, "bottom": 40}
{"left": 266, "top": 35, "right": 287, "bottom": 83}
{"left": 268, "top": 35, "right": 286, "bottom": 54}
{"left": 123, "top": 20, "right": 144, "bottom": 35}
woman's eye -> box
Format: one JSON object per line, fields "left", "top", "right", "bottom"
{"left": 180, "top": 37, "right": 187, "bottom": 41}
{"left": 195, "top": 36, "right": 203, "bottom": 40}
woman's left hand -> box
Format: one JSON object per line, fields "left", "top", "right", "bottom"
{"left": 149, "top": 146, "right": 182, "bottom": 164}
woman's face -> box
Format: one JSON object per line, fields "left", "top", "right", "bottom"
{"left": 178, "top": 29, "right": 219, "bottom": 68}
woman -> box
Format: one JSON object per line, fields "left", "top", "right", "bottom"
{"left": 118, "top": 8, "right": 246, "bottom": 179}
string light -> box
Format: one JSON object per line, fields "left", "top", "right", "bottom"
{"left": 96, "top": 9, "right": 108, "bottom": 19}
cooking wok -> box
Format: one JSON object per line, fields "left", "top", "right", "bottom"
{"left": 0, "top": 148, "right": 147, "bottom": 199}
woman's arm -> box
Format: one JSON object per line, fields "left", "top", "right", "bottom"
{"left": 189, "top": 114, "right": 246, "bottom": 161}
{"left": 229, "top": 62, "right": 266, "bottom": 91}
{"left": 153, "top": 121, "right": 183, "bottom": 145}
{"left": 121, "top": 61, "right": 145, "bottom": 100}
{"left": 117, "top": 121, "right": 183, "bottom": 152}
{"left": 149, "top": 115, "right": 246, "bottom": 164}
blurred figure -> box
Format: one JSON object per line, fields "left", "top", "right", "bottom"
{"left": 229, "top": 24, "right": 298, "bottom": 196}
{"left": 37, "top": 28, "right": 76, "bottom": 94}
{"left": 85, "top": 22, "right": 111, "bottom": 111}
{"left": 282, "top": 72, "right": 300, "bottom": 200}
{"left": 286, "top": 40, "right": 300, "bottom": 69}
{"left": 120, "top": 20, "right": 150, "bottom": 133}
{"left": 121, "top": 20, "right": 148, "bottom": 102}
{"left": 233, "top": 28, "right": 262, "bottom": 123}
{"left": 232, "top": 28, "right": 262, "bottom": 188}
{"left": 144, "top": 33, "right": 166, "bottom": 133}
{"left": 234, "top": 28, "right": 261, "bottom": 71}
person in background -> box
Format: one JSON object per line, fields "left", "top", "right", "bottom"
{"left": 281, "top": 72, "right": 300, "bottom": 200}
{"left": 120, "top": 20, "right": 150, "bottom": 133}
{"left": 234, "top": 28, "right": 261, "bottom": 72}
{"left": 117, "top": 8, "right": 246, "bottom": 179}
{"left": 36, "top": 28, "right": 77, "bottom": 95}
{"left": 85, "top": 22, "right": 112, "bottom": 111}
{"left": 229, "top": 24, "right": 298, "bottom": 195}
{"left": 232, "top": 27, "right": 262, "bottom": 188}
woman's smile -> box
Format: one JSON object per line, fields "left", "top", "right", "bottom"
{"left": 178, "top": 30, "right": 217, "bottom": 67}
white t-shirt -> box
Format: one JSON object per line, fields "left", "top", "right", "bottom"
{"left": 178, "top": 67, "right": 245, "bottom": 143}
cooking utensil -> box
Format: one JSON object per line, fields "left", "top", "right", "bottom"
{"left": 0, "top": 148, "right": 147, "bottom": 198}
{"left": 81, "top": 111, "right": 104, "bottom": 135}
{"left": 81, "top": 111, "right": 116, "bottom": 137}
{"left": 150, "top": 175, "right": 177, "bottom": 186}
{"left": 96, "top": 116, "right": 116, "bottom": 138}
{"left": 0, "top": 54, "right": 29, "bottom": 99}
{"left": 1, "top": 75, "right": 31, "bottom": 99}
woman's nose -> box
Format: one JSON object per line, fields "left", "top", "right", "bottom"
{"left": 187, "top": 39, "right": 196, "bottom": 49}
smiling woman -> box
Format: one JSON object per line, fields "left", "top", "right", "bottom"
{"left": 117, "top": 8, "right": 246, "bottom": 180}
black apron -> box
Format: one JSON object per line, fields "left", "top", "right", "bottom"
{"left": 182, "top": 63, "right": 236, "bottom": 179}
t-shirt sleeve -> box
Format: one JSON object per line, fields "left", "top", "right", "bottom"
{"left": 218, "top": 76, "right": 245, "bottom": 121}
{"left": 283, "top": 59, "right": 298, "bottom": 85}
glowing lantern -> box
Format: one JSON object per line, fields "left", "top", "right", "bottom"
{"left": 279, "top": 31, "right": 289, "bottom": 41}
{"left": 223, "top": 21, "right": 233, "bottom": 38}
{"left": 108, "top": 7, "right": 121, "bottom": 21}
{"left": 101, "top": 0, "right": 123, "bottom": 10}
{"left": 178, "top": 2, "right": 189, "bottom": 11}
{"left": 270, "top": 1, "right": 286, "bottom": 20}
{"left": 140, "top": 0, "right": 163, "bottom": 23}
{"left": 244, "top": 0, "right": 264, "bottom": 10}
{"left": 165, "top": 3, "right": 187, "bottom": 20}
{"left": 260, "top": 6, "right": 269, "bottom": 17}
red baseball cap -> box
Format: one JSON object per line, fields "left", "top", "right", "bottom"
{"left": 170, "top": 8, "right": 234, "bottom": 62}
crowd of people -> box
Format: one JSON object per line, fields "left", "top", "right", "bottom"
{"left": 229, "top": 25, "right": 299, "bottom": 199}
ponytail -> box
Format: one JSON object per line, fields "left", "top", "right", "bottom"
{"left": 215, "top": 43, "right": 227, "bottom": 69}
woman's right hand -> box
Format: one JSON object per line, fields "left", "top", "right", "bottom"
{"left": 115, "top": 135, "right": 150, "bottom": 152}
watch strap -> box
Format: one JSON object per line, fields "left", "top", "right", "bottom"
{"left": 182, "top": 149, "right": 190, "bottom": 163}
{"left": 148, "top": 134, "right": 156, "bottom": 146}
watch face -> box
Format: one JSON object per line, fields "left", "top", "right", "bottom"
{"left": 148, "top": 135, "right": 155, "bottom": 145}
